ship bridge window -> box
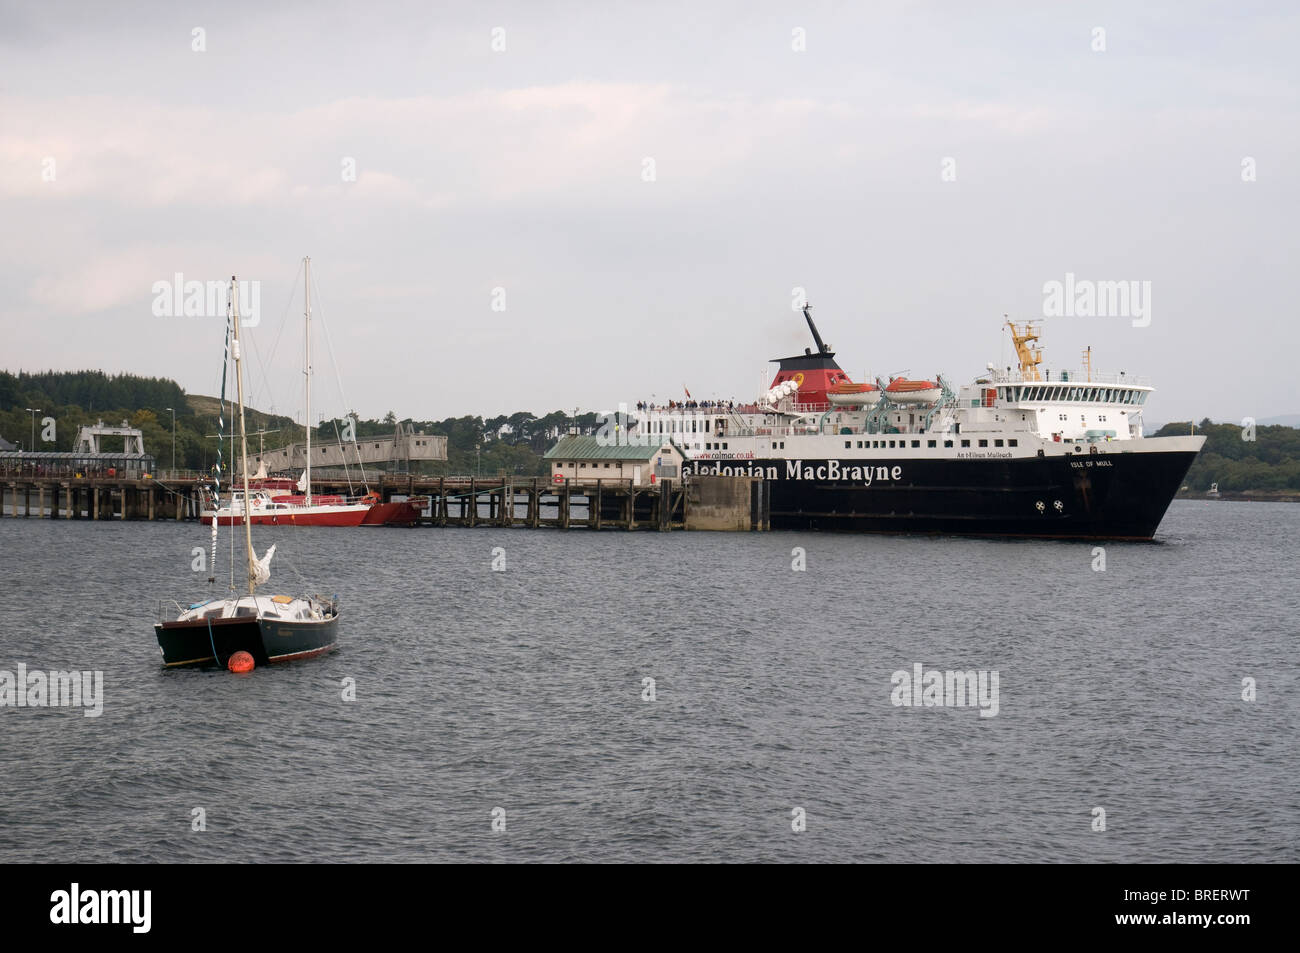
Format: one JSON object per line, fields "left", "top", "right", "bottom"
{"left": 928, "top": 439, "right": 936, "bottom": 448}
{"left": 961, "top": 439, "right": 970, "bottom": 448}
{"left": 978, "top": 439, "right": 988, "bottom": 447}
{"left": 845, "top": 441, "right": 852, "bottom": 449}
{"left": 1008, "top": 439, "right": 1018, "bottom": 447}
{"left": 912, "top": 440, "right": 921, "bottom": 448}
{"left": 944, "top": 439, "right": 953, "bottom": 448}
{"left": 995, "top": 439, "right": 1004, "bottom": 447}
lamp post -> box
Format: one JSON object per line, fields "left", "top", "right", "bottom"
{"left": 165, "top": 407, "right": 176, "bottom": 475}
{"left": 24, "top": 408, "right": 40, "bottom": 450}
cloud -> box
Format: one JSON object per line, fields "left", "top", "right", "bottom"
{"left": 0, "top": 83, "right": 878, "bottom": 211}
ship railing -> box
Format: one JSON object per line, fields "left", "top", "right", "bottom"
{"left": 985, "top": 370, "right": 1151, "bottom": 386}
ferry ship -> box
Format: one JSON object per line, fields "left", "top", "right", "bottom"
{"left": 627, "top": 308, "right": 1203, "bottom": 539}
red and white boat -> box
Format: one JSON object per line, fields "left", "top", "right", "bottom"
{"left": 201, "top": 484, "right": 425, "bottom": 527}
{"left": 204, "top": 488, "right": 371, "bottom": 526}
{"left": 200, "top": 257, "right": 425, "bottom": 528}
{"left": 826, "top": 381, "right": 882, "bottom": 407}
{"left": 884, "top": 377, "right": 942, "bottom": 404}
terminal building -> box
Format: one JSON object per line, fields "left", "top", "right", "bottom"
{"left": 544, "top": 436, "right": 683, "bottom": 486}
{"left": 0, "top": 420, "right": 156, "bottom": 477}
{"left": 247, "top": 424, "right": 447, "bottom": 473}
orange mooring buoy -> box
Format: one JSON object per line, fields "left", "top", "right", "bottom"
{"left": 228, "top": 651, "right": 255, "bottom": 673}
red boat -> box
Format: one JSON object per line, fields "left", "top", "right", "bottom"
{"left": 202, "top": 489, "right": 371, "bottom": 526}
{"left": 360, "top": 496, "right": 426, "bottom": 526}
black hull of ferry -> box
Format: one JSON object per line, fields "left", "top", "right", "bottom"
{"left": 737, "top": 449, "right": 1197, "bottom": 540}
{"left": 155, "top": 614, "right": 339, "bottom": 668}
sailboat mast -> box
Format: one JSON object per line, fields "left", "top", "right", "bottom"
{"left": 231, "top": 277, "right": 256, "bottom": 596}
{"left": 304, "top": 256, "right": 312, "bottom": 507}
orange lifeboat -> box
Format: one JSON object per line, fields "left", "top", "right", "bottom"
{"left": 826, "top": 381, "right": 882, "bottom": 407}
{"left": 885, "top": 377, "right": 942, "bottom": 404}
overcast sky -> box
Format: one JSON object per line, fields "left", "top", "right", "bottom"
{"left": 2, "top": 0, "right": 1296, "bottom": 425}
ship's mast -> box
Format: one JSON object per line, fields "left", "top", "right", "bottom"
{"left": 304, "top": 256, "right": 312, "bottom": 506}
{"left": 802, "top": 304, "right": 831, "bottom": 354}
{"left": 231, "top": 277, "right": 257, "bottom": 596}
{"left": 1006, "top": 318, "right": 1043, "bottom": 381}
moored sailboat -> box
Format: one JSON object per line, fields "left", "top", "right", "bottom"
{"left": 155, "top": 277, "right": 340, "bottom": 669}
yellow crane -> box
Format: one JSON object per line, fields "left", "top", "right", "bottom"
{"left": 1006, "top": 318, "right": 1044, "bottom": 381}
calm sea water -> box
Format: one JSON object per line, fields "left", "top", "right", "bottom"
{"left": 1, "top": 500, "right": 1296, "bottom": 863}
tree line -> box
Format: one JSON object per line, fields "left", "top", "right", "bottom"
{"left": 1152, "top": 420, "right": 1300, "bottom": 491}
{"left": 0, "top": 370, "right": 600, "bottom": 476}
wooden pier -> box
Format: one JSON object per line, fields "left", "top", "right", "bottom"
{"left": 0, "top": 470, "right": 769, "bottom": 531}
{"left": 0, "top": 474, "right": 205, "bottom": 521}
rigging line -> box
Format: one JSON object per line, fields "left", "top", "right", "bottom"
{"left": 309, "top": 274, "right": 356, "bottom": 430}
{"left": 244, "top": 260, "right": 302, "bottom": 424}
{"left": 310, "top": 269, "right": 373, "bottom": 491}
{"left": 206, "top": 616, "right": 222, "bottom": 668}
{"left": 331, "top": 417, "right": 356, "bottom": 495}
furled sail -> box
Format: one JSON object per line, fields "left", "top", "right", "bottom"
{"left": 252, "top": 544, "right": 276, "bottom": 587}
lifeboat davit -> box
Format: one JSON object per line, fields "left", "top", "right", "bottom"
{"left": 826, "top": 382, "right": 882, "bottom": 406}
{"left": 885, "top": 377, "right": 942, "bottom": 404}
